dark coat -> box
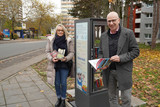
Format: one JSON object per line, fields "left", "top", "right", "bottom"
{"left": 99, "top": 27, "right": 140, "bottom": 90}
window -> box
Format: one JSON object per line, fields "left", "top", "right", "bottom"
{"left": 146, "top": 13, "right": 152, "bottom": 18}
{"left": 146, "top": 4, "right": 153, "bottom": 7}
{"left": 144, "top": 34, "right": 152, "bottom": 39}
{"left": 145, "top": 23, "right": 152, "bottom": 29}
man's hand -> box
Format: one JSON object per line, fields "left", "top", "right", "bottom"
{"left": 52, "top": 57, "right": 58, "bottom": 63}
{"left": 110, "top": 55, "right": 120, "bottom": 62}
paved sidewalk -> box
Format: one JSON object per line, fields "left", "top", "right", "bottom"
{"left": 0, "top": 67, "right": 57, "bottom": 107}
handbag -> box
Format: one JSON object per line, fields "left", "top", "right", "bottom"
{"left": 67, "top": 60, "right": 73, "bottom": 77}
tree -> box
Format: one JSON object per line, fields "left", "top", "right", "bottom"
{"left": 4, "top": 0, "right": 23, "bottom": 31}
{"left": 151, "top": 0, "right": 159, "bottom": 49}
{"left": 109, "top": 0, "right": 123, "bottom": 19}
{"left": 28, "top": 0, "right": 54, "bottom": 36}
{"left": 69, "top": 0, "right": 109, "bottom": 18}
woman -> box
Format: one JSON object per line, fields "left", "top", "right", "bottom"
{"left": 45, "top": 24, "right": 74, "bottom": 107}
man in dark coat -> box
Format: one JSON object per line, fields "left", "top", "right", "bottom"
{"left": 99, "top": 11, "right": 139, "bottom": 107}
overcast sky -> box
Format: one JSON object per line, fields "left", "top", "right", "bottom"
{"left": 22, "top": 0, "right": 61, "bottom": 19}
{"left": 40, "top": 0, "right": 61, "bottom": 14}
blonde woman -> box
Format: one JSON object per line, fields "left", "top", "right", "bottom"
{"left": 45, "top": 24, "right": 74, "bottom": 107}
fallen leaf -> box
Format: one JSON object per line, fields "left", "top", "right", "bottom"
{"left": 40, "top": 90, "right": 44, "bottom": 93}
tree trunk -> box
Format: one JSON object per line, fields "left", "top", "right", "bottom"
{"left": 129, "top": 0, "right": 133, "bottom": 30}
{"left": 12, "top": 17, "right": 15, "bottom": 32}
{"left": 151, "top": 0, "right": 159, "bottom": 49}
{"left": 123, "top": 2, "right": 129, "bottom": 27}
{"left": 38, "top": 19, "right": 42, "bottom": 38}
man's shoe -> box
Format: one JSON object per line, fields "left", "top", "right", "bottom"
{"left": 55, "top": 98, "right": 61, "bottom": 107}
{"left": 60, "top": 99, "right": 65, "bottom": 107}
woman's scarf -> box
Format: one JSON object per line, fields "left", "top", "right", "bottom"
{"left": 53, "top": 33, "right": 67, "bottom": 56}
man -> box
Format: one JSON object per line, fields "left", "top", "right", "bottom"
{"left": 99, "top": 11, "right": 139, "bottom": 107}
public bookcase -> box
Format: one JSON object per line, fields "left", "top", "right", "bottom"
{"left": 74, "top": 18, "right": 110, "bottom": 107}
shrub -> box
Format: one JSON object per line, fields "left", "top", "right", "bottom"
{"left": 13, "top": 33, "right": 19, "bottom": 39}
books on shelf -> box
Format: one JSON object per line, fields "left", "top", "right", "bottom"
{"left": 89, "top": 58, "right": 111, "bottom": 72}
{"left": 50, "top": 49, "right": 65, "bottom": 59}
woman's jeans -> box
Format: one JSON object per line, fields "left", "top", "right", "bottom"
{"left": 55, "top": 68, "right": 69, "bottom": 99}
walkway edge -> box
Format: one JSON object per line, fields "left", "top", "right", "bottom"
{"left": 0, "top": 53, "right": 46, "bottom": 82}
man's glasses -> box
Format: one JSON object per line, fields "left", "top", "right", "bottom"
{"left": 107, "top": 18, "right": 118, "bottom": 23}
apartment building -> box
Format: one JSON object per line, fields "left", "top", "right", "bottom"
{"left": 127, "top": 2, "right": 160, "bottom": 43}
{"left": 61, "top": 0, "right": 78, "bottom": 37}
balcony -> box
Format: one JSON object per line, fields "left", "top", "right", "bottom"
{"left": 136, "top": 8, "right": 141, "bottom": 14}
{"left": 135, "top": 19, "right": 141, "bottom": 23}
{"left": 135, "top": 28, "right": 140, "bottom": 33}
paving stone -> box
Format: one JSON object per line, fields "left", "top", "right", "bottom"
{"left": 30, "top": 75, "right": 42, "bottom": 81}
{"left": 5, "top": 94, "right": 27, "bottom": 105}
{"left": 2, "top": 83, "right": 20, "bottom": 90}
{"left": 131, "top": 96, "right": 146, "bottom": 107}
{"left": 37, "top": 84, "right": 51, "bottom": 91}
{"left": 0, "top": 81, "right": 9, "bottom": 85}
{"left": 42, "top": 90, "right": 57, "bottom": 105}
{"left": 7, "top": 102, "right": 30, "bottom": 107}
{"left": 0, "top": 85, "right": 2, "bottom": 91}
{"left": 25, "top": 91, "right": 45, "bottom": 101}
{"left": 8, "top": 77, "right": 17, "bottom": 84}
{"left": 43, "top": 89, "right": 56, "bottom": 97}
{"left": 16, "top": 75, "right": 32, "bottom": 83}
{"left": 0, "top": 91, "right": 3, "bottom": 97}
{"left": 45, "top": 95, "right": 57, "bottom": 105}
{"left": 19, "top": 81, "right": 36, "bottom": 88}
{"left": 3, "top": 88, "right": 23, "bottom": 97}
{"left": 21, "top": 86, "right": 40, "bottom": 94}
{"left": 34, "top": 81, "right": 45, "bottom": 85}
{"left": 0, "top": 97, "right": 5, "bottom": 106}
{"left": 29, "top": 99, "right": 53, "bottom": 107}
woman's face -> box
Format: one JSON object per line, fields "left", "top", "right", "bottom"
{"left": 56, "top": 26, "right": 64, "bottom": 36}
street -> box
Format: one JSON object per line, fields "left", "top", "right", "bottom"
{"left": 0, "top": 40, "right": 47, "bottom": 60}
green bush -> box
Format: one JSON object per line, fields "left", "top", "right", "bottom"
{"left": 13, "top": 33, "right": 19, "bottom": 39}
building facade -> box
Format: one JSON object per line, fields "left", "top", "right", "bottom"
{"left": 61, "top": 0, "right": 78, "bottom": 37}
{"left": 127, "top": 2, "right": 160, "bottom": 43}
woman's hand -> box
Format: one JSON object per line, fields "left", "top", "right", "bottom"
{"left": 52, "top": 57, "right": 58, "bottom": 63}
{"left": 61, "top": 57, "right": 67, "bottom": 62}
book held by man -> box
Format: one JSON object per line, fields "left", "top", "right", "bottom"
{"left": 89, "top": 58, "right": 111, "bottom": 72}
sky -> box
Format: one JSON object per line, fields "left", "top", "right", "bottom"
{"left": 40, "top": 0, "right": 61, "bottom": 14}
{"left": 22, "top": 0, "right": 61, "bottom": 19}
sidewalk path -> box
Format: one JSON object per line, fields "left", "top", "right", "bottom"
{"left": 0, "top": 67, "right": 57, "bottom": 107}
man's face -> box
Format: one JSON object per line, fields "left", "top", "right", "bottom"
{"left": 107, "top": 14, "right": 120, "bottom": 32}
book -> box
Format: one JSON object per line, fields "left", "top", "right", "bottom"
{"left": 50, "top": 50, "right": 58, "bottom": 58}
{"left": 50, "top": 49, "right": 65, "bottom": 59}
{"left": 89, "top": 58, "right": 111, "bottom": 72}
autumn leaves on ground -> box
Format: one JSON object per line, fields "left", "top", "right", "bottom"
{"left": 32, "top": 44, "right": 160, "bottom": 107}
{"left": 132, "top": 44, "right": 160, "bottom": 107}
